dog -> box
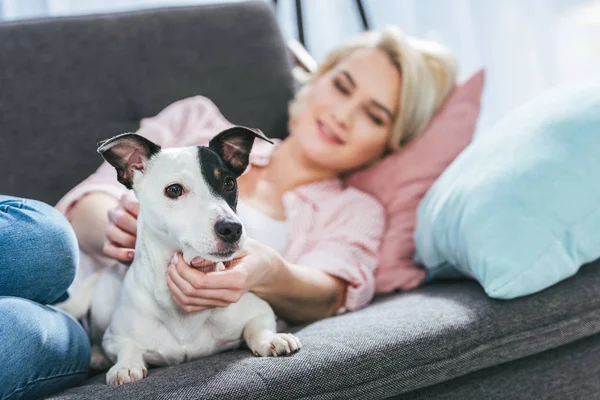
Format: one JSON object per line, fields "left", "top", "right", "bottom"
{"left": 57, "top": 126, "right": 301, "bottom": 385}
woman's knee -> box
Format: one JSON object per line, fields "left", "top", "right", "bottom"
{"left": 24, "top": 197, "right": 80, "bottom": 280}
{"left": 0, "top": 297, "right": 90, "bottom": 399}
{"left": 0, "top": 196, "right": 79, "bottom": 303}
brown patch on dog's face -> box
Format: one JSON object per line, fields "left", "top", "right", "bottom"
{"left": 214, "top": 168, "right": 220, "bottom": 178}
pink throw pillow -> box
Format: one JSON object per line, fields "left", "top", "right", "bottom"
{"left": 345, "top": 69, "right": 485, "bottom": 294}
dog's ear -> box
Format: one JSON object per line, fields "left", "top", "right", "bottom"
{"left": 209, "top": 126, "right": 273, "bottom": 176}
{"left": 97, "top": 133, "right": 161, "bottom": 189}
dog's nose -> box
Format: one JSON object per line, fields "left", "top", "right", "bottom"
{"left": 214, "top": 220, "right": 243, "bottom": 243}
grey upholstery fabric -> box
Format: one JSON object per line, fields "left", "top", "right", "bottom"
{"left": 0, "top": 1, "right": 295, "bottom": 206}
{"left": 402, "top": 333, "right": 600, "bottom": 400}
{"left": 48, "top": 261, "right": 600, "bottom": 399}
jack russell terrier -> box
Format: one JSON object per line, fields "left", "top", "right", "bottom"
{"left": 57, "top": 126, "right": 301, "bottom": 386}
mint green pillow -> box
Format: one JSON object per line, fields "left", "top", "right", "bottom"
{"left": 414, "top": 80, "right": 600, "bottom": 299}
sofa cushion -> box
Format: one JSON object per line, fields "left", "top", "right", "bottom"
{"left": 48, "top": 260, "right": 600, "bottom": 399}
{"left": 345, "top": 69, "right": 484, "bottom": 294}
{"left": 414, "top": 80, "right": 600, "bottom": 299}
{"left": 0, "top": 2, "right": 295, "bottom": 206}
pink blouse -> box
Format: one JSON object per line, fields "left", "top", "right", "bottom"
{"left": 56, "top": 96, "right": 385, "bottom": 312}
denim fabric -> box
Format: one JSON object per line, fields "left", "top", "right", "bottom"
{"left": 0, "top": 196, "right": 90, "bottom": 400}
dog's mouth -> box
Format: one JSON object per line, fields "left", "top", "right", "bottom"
{"left": 194, "top": 264, "right": 220, "bottom": 273}
{"left": 190, "top": 255, "right": 234, "bottom": 273}
{"left": 208, "top": 250, "right": 237, "bottom": 259}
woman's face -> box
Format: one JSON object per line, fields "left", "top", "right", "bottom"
{"left": 290, "top": 47, "right": 401, "bottom": 173}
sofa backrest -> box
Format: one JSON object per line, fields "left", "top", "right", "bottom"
{"left": 0, "top": 1, "right": 295, "bottom": 205}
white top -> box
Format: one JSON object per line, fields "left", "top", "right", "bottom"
{"left": 236, "top": 200, "right": 288, "bottom": 255}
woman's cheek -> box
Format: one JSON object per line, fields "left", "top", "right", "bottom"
{"left": 356, "top": 128, "right": 388, "bottom": 159}
{"left": 318, "top": 81, "right": 343, "bottom": 108}
{"left": 342, "top": 143, "right": 376, "bottom": 170}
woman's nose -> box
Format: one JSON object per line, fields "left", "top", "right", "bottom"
{"left": 332, "top": 101, "right": 354, "bottom": 129}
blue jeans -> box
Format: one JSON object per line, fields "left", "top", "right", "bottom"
{"left": 0, "top": 196, "right": 90, "bottom": 400}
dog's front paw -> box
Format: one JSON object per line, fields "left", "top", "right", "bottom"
{"left": 106, "top": 363, "right": 147, "bottom": 385}
{"left": 253, "top": 333, "right": 302, "bottom": 357}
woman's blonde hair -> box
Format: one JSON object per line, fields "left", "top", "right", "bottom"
{"left": 289, "top": 26, "right": 458, "bottom": 152}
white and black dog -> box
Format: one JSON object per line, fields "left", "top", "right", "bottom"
{"left": 58, "top": 126, "right": 301, "bottom": 386}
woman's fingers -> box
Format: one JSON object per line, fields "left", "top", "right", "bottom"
{"left": 168, "top": 264, "right": 242, "bottom": 303}
{"left": 167, "top": 273, "right": 231, "bottom": 311}
{"left": 103, "top": 196, "right": 138, "bottom": 265}
{"left": 175, "top": 258, "right": 247, "bottom": 291}
{"left": 163, "top": 253, "right": 249, "bottom": 313}
{"left": 108, "top": 207, "right": 138, "bottom": 236}
{"left": 121, "top": 195, "right": 140, "bottom": 218}
{"left": 168, "top": 262, "right": 197, "bottom": 297}
{"left": 102, "top": 241, "right": 135, "bottom": 263}
{"left": 105, "top": 224, "right": 136, "bottom": 249}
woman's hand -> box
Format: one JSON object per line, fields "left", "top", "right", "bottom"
{"left": 167, "top": 239, "right": 282, "bottom": 313}
{"left": 102, "top": 192, "right": 139, "bottom": 264}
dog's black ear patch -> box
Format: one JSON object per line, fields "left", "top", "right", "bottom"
{"left": 208, "top": 126, "right": 273, "bottom": 177}
{"left": 97, "top": 133, "right": 161, "bottom": 189}
{"left": 199, "top": 146, "right": 238, "bottom": 210}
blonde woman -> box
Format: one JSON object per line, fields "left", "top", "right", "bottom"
{"left": 59, "top": 26, "right": 458, "bottom": 326}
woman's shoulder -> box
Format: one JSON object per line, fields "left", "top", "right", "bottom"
{"left": 340, "top": 185, "right": 383, "bottom": 209}
{"left": 343, "top": 186, "right": 385, "bottom": 222}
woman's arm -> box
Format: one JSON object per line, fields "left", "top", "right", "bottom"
{"left": 68, "top": 191, "right": 139, "bottom": 263}
{"left": 167, "top": 239, "right": 350, "bottom": 325}
{"left": 167, "top": 194, "right": 385, "bottom": 324}
{"left": 254, "top": 260, "right": 348, "bottom": 324}
{"left": 67, "top": 192, "right": 118, "bottom": 257}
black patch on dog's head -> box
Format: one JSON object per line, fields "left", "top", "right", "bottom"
{"left": 97, "top": 133, "right": 161, "bottom": 189}
{"left": 198, "top": 146, "right": 239, "bottom": 210}
{"left": 199, "top": 126, "right": 273, "bottom": 209}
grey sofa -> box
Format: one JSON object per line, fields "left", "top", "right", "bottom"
{"left": 2, "top": 2, "right": 600, "bottom": 399}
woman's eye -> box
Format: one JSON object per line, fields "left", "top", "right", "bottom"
{"left": 223, "top": 177, "right": 236, "bottom": 192}
{"left": 165, "top": 184, "right": 184, "bottom": 199}
{"left": 334, "top": 79, "right": 350, "bottom": 95}
{"left": 368, "top": 112, "right": 384, "bottom": 126}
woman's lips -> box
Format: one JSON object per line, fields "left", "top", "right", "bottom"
{"left": 317, "top": 120, "right": 344, "bottom": 145}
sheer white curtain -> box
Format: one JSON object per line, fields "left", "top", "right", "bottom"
{"left": 2, "top": 0, "right": 600, "bottom": 133}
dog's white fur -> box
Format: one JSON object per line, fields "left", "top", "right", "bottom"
{"left": 57, "top": 130, "right": 301, "bottom": 386}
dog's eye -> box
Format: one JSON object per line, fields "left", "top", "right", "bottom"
{"left": 223, "top": 177, "right": 236, "bottom": 192}
{"left": 165, "top": 184, "right": 184, "bottom": 199}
